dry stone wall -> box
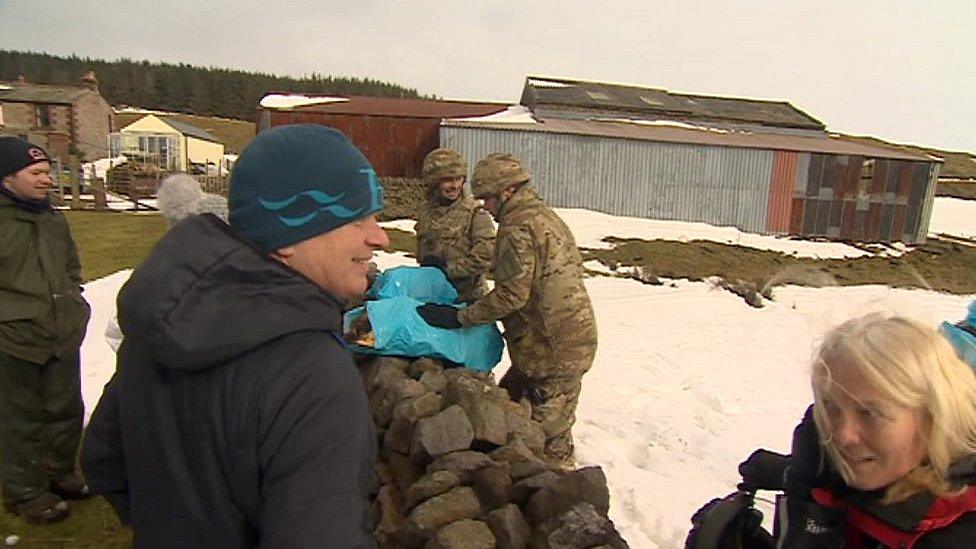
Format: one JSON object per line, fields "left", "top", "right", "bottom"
{"left": 359, "top": 355, "right": 629, "bottom": 549}
{"left": 379, "top": 177, "right": 427, "bottom": 221}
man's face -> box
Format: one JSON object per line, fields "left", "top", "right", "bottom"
{"left": 437, "top": 176, "right": 464, "bottom": 202}
{"left": 275, "top": 214, "right": 390, "bottom": 301}
{"left": 482, "top": 194, "right": 502, "bottom": 220}
{"left": 480, "top": 185, "right": 515, "bottom": 221}
{"left": 3, "top": 161, "right": 52, "bottom": 201}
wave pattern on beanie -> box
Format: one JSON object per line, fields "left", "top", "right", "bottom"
{"left": 228, "top": 124, "right": 383, "bottom": 252}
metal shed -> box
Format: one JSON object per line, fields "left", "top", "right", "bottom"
{"left": 440, "top": 118, "right": 940, "bottom": 244}
{"left": 258, "top": 95, "right": 507, "bottom": 177}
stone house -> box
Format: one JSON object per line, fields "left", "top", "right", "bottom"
{"left": 0, "top": 71, "right": 114, "bottom": 162}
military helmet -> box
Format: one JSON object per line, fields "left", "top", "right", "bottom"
{"left": 470, "top": 153, "right": 531, "bottom": 199}
{"left": 422, "top": 148, "right": 467, "bottom": 187}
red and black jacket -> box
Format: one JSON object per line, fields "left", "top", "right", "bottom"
{"left": 810, "top": 457, "right": 976, "bottom": 548}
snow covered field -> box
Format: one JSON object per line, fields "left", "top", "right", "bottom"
{"left": 78, "top": 197, "right": 976, "bottom": 548}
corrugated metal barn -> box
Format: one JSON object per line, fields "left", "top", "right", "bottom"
{"left": 440, "top": 118, "right": 939, "bottom": 243}
{"left": 440, "top": 77, "right": 941, "bottom": 244}
{"left": 258, "top": 95, "right": 506, "bottom": 177}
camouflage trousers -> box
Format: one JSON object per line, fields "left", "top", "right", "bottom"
{"left": 499, "top": 344, "right": 595, "bottom": 468}
{"left": 0, "top": 349, "right": 84, "bottom": 505}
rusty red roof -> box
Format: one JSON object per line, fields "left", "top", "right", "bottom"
{"left": 259, "top": 94, "right": 508, "bottom": 119}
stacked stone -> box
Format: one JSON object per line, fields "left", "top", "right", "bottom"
{"left": 378, "top": 177, "right": 427, "bottom": 221}
{"left": 359, "top": 356, "right": 629, "bottom": 549}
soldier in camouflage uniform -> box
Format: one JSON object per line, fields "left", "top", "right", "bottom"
{"left": 418, "top": 153, "right": 598, "bottom": 467}
{"left": 415, "top": 148, "right": 495, "bottom": 302}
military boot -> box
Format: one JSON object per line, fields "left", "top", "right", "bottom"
{"left": 4, "top": 492, "right": 69, "bottom": 524}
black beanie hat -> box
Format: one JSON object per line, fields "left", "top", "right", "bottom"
{"left": 0, "top": 136, "right": 51, "bottom": 180}
{"left": 228, "top": 125, "right": 383, "bottom": 252}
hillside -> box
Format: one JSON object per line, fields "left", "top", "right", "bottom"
{"left": 1, "top": 49, "right": 424, "bottom": 121}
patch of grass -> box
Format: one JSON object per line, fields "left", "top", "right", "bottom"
{"left": 584, "top": 236, "right": 976, "bottom": 295}
{"left": 65, "top": 212, "right": 417, "bottom": 283}
{"left": 937, "top": 182, "right": 976, "bottom": 200}
{"left": 65, "top": 211, "right": 168, "bottom": 282}
{"left": 0, "top": 497, "right": 131, "bottom": 548}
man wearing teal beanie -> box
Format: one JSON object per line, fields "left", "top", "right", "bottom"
{"left": 82, "top": 125, "right": 388, "bottom": 548}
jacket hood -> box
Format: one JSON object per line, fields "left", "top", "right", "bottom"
{"left": 949, "top": 455, "right": 976, "bottom": 486}
{"left": 118, "top": 214, "right": 344, "bottom": 370}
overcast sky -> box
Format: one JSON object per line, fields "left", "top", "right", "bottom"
{"left": 2, "top": 1, "right": 973, "bottom": 152}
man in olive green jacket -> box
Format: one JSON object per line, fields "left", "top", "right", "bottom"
{"left": 0, "top": 137, "right": 91, "bottom": 524}
{"left": 418, "top": 153, "right": 598, "bottom": 468}
{"left": 415, "top": 148, "right": 495, "bottom": 302}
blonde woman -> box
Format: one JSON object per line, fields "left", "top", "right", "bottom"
{"left": 778, "top": 313, "right": 976, "bottom": 548}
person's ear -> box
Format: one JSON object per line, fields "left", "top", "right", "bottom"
{"left": 270, "top": 246, "right": 295, "bottom": 265}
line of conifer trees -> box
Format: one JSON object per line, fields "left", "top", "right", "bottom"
{"left": 0, "top": 50, "right": 424, "bottom": 121}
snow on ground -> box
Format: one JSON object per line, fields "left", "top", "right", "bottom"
{"left": 930, "top": 196, "right": 976, "bottom": 240}
{"left": 384, "top": 197, "right": 976, "bottom": 259}
{"left": 80, "top": 205, "right": 975, "bottom": 548}
{"left": 555, "top": 208, "right": 876, "bottom": 258}
{"left": 79, "top": 270, "right": 132, "bottom": 420}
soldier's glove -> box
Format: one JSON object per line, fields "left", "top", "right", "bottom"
{"left": 420, "top": 255, "right": 447, "bottom": 269}
{"left": 420, "top": 255, "right": 450, "bottom": 278}
{"left": 416, "top": 303, "right": 462, "bottom": 329}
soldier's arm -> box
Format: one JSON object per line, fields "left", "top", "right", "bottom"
{"left": 458, "top": 228, "right": 534, "bottom": 326}
{"left": 414, "top": 215, "right": 428, "bottom": 259}
{"left": 447, "top": 209, "right": 495, "bottom": 279}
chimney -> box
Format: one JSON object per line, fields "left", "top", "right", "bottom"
{"left": 81, "top": 70, "right": 98, "bottom": 92}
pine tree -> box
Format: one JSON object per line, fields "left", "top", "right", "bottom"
{"left": 0, "top": 49, "right": 425, "bottom": 120}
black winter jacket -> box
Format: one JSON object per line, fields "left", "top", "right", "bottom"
{"left": 779, "top": 408, "right": 976, "bottom": 548}
{"left": 81, "top": 215, "right": 376, "bottom": 548}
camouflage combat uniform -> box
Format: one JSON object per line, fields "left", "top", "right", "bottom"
{"left": 458, "top": 184, "right": 598, "bottom": 466}
{"left": 416, "top": 194, "right": 495, "bottom": 302}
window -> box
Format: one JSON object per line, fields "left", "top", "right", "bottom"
{"left": 639, "top": 96, "right": 664, "bottom": 106}
{"left": 35, "top": 104, "right": 52, "bottom": 128}
{"left": 585, "top": 90, "right": 612, "bottom": 101}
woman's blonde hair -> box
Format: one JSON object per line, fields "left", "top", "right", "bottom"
{"left": 811, "top": 312, "right": 976, "bottom": 503}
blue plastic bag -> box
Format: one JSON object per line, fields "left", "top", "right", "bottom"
{"left": 367, "top": 265, "right": 458, "bottom": 304}
{"left": 345, "top": 297, "right": 503, "bottom": 372}
{"left": 346, "top": 266, "right": 504, "bottom": 372}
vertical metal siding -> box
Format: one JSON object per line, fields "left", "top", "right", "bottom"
{"left": 440, "top": 126, "right": 936, "bottom": 243}
{"left": 766, "top": 150, "right": 797, "bottom": 233}
{"left": 269, "top": 111, "right": 438, "bottom": 177}
{"left": 914, "top": 162, "right": 940, "bottom": 242}
{"left": 442, "top": 126, "right": 774, "bottom": 233}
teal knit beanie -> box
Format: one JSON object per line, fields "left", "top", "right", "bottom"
{"left": 228, "top": 124, "right": 383, "bottom": 252}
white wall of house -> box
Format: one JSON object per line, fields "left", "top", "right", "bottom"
{"left": 186, "top": 136, "right": 224, "bottom": 171}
